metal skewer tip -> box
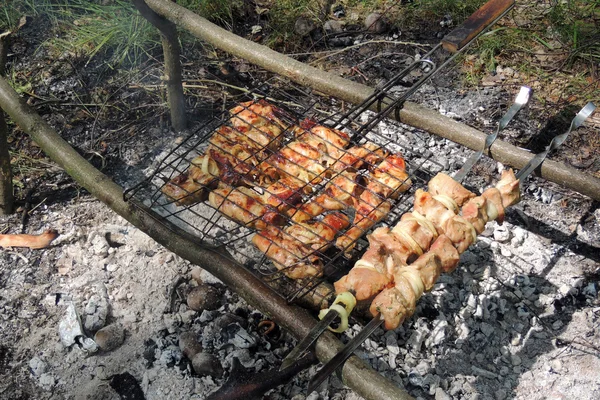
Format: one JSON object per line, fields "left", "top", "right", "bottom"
{"left": 514, "top": 85, "right": 532, "bottom": 105}
{"left": 307, "top": 315, "right": 385, "bottom": 394}
{"left": 453, "top": 85, "right": 532, "bottom": 182}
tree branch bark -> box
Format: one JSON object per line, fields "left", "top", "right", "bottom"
{"left": 131, "top": 0, "right": 186, "bottom": 132}
{"left": 0, "top": 75, "right": 414, "bottom": 400}
{"left": 0, "top": 31, "right": 14, "bottom": 215}
{"left": 142, "top": 0, "right": 600, "bottom": 202}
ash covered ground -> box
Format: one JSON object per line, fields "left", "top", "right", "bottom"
{"left": 1, "top": 9, "right": 600, "bottom": 400}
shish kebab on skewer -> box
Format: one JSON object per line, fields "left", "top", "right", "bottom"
{"left": 304, "top": 101, "right": 596, "bottom": 393}
{"left": 280, "top": 85, "right": 533, "bottom": 370}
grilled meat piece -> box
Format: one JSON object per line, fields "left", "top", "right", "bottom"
{"left": 161, "top": 155, "right": 219, "bottom": 205}
{"left": 370, "top": 251, "right": 441, "bottom": 330}
{"left": 252, "top": 212, "right": 350, "bottom": 279}
{"left": 252, "top": 227, "right": 323, "bottom": 279}
{"left": 335, "top": 154, "right": 411, "bottom": 254}
{"left": 291, "top": 172, "right": 367, "bottom": 223}
{"left": 330, "top": 143, "right": 387, "bottom": 172}
{"left": 367, "top": 171, "right": 522, "bottom": 330}
{"left": 286, "top": 212, "right": 350, "bottom": 251}
{"left": 208, "top": 186, "right": 283, "bottom": 230}
{"left": 263, "top": 177, "right": 305, "bottom": 213}
{"left": 428, "top": 172, "right": 476, "bottom": 206}
{"left": 296, "top": 119, "right": 351, "bottom": 161}
{"left": 259, "top": 141, "right": 328, "bottom": 186}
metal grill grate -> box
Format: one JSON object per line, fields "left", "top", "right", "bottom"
{"left": 124, "top": 78, "right": 445, "bottom": 303}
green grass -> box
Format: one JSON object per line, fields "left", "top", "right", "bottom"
{"left": 45, "top": 0, "right": 159, "bottom": 67}
{"left": 547, "top": 0, "right": 600, "bottom": 67}
{"left": 177, "top": 0, "right": 244, "bottom": 29}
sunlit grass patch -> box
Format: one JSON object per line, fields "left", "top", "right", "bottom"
{"left": 43, "top": 0, "right": 159, "bottom": 67}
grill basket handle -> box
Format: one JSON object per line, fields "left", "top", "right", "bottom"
{"left": 442, "top": 0, "right": 515, "bottom": 53}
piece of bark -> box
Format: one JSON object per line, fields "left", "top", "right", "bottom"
{"left": 0, "top": 229, "right": 59, "bottom": 249}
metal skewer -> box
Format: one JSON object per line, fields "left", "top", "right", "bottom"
{"left": 453, "top": 86, "right": 532, "bottom": 182}
{"left": 306, "top": 101, "right": 596, "bottom": 394}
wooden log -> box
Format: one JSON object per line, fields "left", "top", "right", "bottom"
{"left": 132, "top": 0, "right": 187, "bottom": 132}
{"left": 0, "top": 31, "right": 13, "bottom": 215}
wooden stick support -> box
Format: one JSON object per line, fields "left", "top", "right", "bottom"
{"left": 442, "top": 0, "right": 514, "bottom": 53}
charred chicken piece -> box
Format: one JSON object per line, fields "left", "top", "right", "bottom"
{"left": 291, "top": 172, "right": 367, "bottom": 223}
{"left": 259, "top": 141, "right": 328, "bottom": 186}
{"left": 335, "top": 154, "right": 411, "bottom": 254}
{"left": 252, "top": 213, "right": 349, "bottom": 279}
{"left": 296, "top": 119, "right": 351, "bottom": 161}
{"left": 208, "top": 186, "right": 283, "bottom": 230}
{"left": 252, "top": 227, "right": 323, "bottom": 279}
{"left": 161, "top": 155, "right": 219, "bottom": 205}
{"left": 285, "top": 212, "right": 350, "bottom": 252}
{"left": 330, "top": 143, "right": 387, "bottom": 173}
{"left": 262, "top": 177, "right": 305, "bottom": 214}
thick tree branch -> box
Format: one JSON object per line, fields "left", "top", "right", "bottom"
{"left": 131, "top": 0, "right": 186, "bottom": 131}
{"left": 0, "top": 75, "right": 414, "bottom": 400}
{"left": 143, "top": 0, "right": 600, "bottom": 202}
{"left": 0, "top": 31, "right": 14, "bottom": 215}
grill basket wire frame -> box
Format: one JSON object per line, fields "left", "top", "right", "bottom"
{"left": 124, "top": 77, "right": 445, "bottom": 304}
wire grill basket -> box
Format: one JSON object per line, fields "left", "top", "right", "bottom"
{"left": 124, "top": 78, "right": 444, "bottom": 303}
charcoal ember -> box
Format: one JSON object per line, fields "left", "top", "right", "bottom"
{"left": 38, "top": 374, "right": 56, "bottom": 391}
{"left": 157, "top": 345, "right": 183, "bottom": 368}
{"left": 143, "top": 339, "right": 157, "bottom": 367}
{"left": 493, "top": 224, "right": 510, "bottom": 242}
{"left": 192, "top": 352, "right": 223, "bottom": 377}
{"left": 179, "top": 331, "right": 202, "bottom": 359}
{"left": 435, "top": 387, "right": 452, "bottom": 400}
{"left": 327, "top": 36, "right": 353, "bottom": 47}
{"left": 226, "top": 348, "right": 255, "bottom": 369}
{"left": 187, "top": 284, "right": 221, "bottom": 312}
{"left": 109, "top": 372, "right": 145, "bottom": 400}
{"left": 214, "top": 312, "right": 248, "bottom": 329}
{"left": 29, "top": 356, "right": 48, "bottom": 377}
{"left": 221, "top": 323, "right": 257, "bottom": 349}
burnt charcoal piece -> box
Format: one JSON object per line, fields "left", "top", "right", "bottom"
{"left": 109, "top": 372, "right": 145, "bottom": 400}
{"left": 142, "top": 339, "right": 157, "bottom": 368}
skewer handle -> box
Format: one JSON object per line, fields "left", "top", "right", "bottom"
{"left": 442, "top": 0, "right": 515, "bottom": 53}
